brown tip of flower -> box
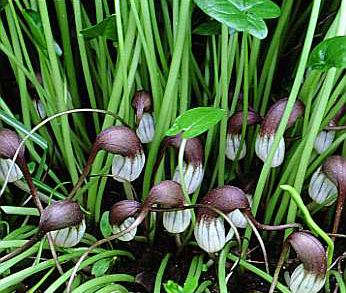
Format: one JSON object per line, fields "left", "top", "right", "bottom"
{"left": 228, "top": 111, "right": 262, "bottom": 134}
{"left": 145, "top": 180, "right": 185, "bottom": 208}
{"left": 40, "top": 200, "right": 84, "bottom": 233}
{"left": 132, "top": 90, "right": 152, "bottom": 120}
{"left": 96, "top": 126, "right": 143, "bottom": 157}
{"left": 198, "top": 185, "right": 250, "bottom": 218}
{"left": 0, "top": 128, "right": 25, "bottom": 163}
{"left": 260, "top": 98, "right": 304, "bottom": 136}
{"left": 165, "top": 135, "right": 203, "bottom": 165}
{"left": 322, "top": 155, "right": 346, "bottom": 189}
{"left": 287, "top": 231, "right": 327, "bottom": 276}
{"left": 109, "top": 200, "right": 142, "bottom": 225}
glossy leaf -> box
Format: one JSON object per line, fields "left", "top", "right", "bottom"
{"left": 166, "top": 107, "right": 227, "bottom": 138}
{"left": 80, "top": 14, "right": 117, "bottom": 41}
{"left": 307, "top": 36, "right": 346, "bottom": 71}
{"left": 91, "top": 258, "right": 113, "bottom": 277}
{"left": 22, "top": 9, "right": 62, "bottom": 56}
{"left": 193, "top": 21, "right": 221, "bottom": 35}
{"left": 193, "top": 0, "right": 280, "bottom": 39}
{"left": 100, "top": 211, "right": 112, "bottom": 238}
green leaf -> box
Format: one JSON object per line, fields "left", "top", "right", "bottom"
{"left": 193, "top": 21, "right": 221, "bottom": 35}
{"left": 91, "top": 258, "right": 113, "bottom": 277}
{"left": 1, "top": 206, "right": 39, "bottom": 216}
{"left": 193, "top": 0, "right": 280, "bottom": 39}
{"left": 100, "top": 211, "right": 113, "bottom": 238}
{"left": 80, "top": 15, "right": 117, "bottom": 41}
{"left": 307, "top": 36, "right": 346, "bottom": 71}
{"left": 166, "top": 107, "right": 227, "bottom": 139}
{"left": 164, "top": 281, "right": 184, "bottom": 293}
{"left": 22, "top": 9, "right": 62, "bottom": 56}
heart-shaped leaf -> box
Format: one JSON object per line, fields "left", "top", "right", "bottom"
{"left": 307, "top": 36, "right": 346, "bottom": 71}
{"left": 100, "top": 211, "right": 112, "bottom": 238}
{"left": 166, "top": 107, "right": 227, "bottom": 139}
{"left": 193, "top": 0, "right": 280, "bottom": 39}
{"left": 193, "top": 20, "right": 221, "bottom": 35}
{"left": 80, "top": 14, "right": 117, "bottom": 41}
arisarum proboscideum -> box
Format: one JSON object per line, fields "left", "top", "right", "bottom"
{"left": 69, "top": 126, "right": 145, "bottom": 198}
{"left": 255, "top": 98, "right": 304, "bottom": 167}
{"left": 314, "top": 106, "right": 345, "bottom": 154}
{"left": 286, "top": 232, "right": 327, "bottom": 293}
{"left": 132, "top": 90, "right": 155, "bottom": 144}
{"left": 308, "top": 166, "right": 337, "bottom": 206}
{"left": 107, "top": 181, "right": 192, "bottom": 242}
{"left": 0, "top": 199, "right": 86, "bottom": 262}
{"left": 165, "top": 135, "right": 204, "bottom": 194}
{"left": 41, "top": 200, "right": 86, "bottom": 247}
{"left": 226, "top": 110, "right": 261, "bottom": 161}
{"left": 146, "top": 180, "right": 191, "bottom": 234}
{"left": 194, "top": 186, "right": 301, "bottom": 253}
{"left": 0, "top": 129, "right": 25, "bottom": 183}
{"left": 322, "top": 155, "right": 346, "bottom": 235}
{"left": 109, "top": 200, "right": 141, "bottom": 241}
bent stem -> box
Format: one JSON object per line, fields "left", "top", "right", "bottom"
{"left": 0, "top": 108, "right": 126, "bottom": 199}
{"left": 244, "top": 210, "right": 302, "bottom": 231}
{"left": 280, "top": 185, "right": 334, "bottom": 266}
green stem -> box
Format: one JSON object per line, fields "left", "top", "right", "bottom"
{"left": 217, "top": 25, "right": 229, "bottom": 186}
{"left": 281, "top": 184, "right": 334, "bottom": 266}
{"left": 242, "top": 0, "right": 323, "bottom": 256}
{"left": 38, "top": 1, "right": 78, "bottom": 183}
{"left": 142, "top": 0, "right": 192, "bottom": 197}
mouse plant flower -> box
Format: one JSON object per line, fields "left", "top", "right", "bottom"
{"left": 226, "top": 110, "right": 261, "bottom": 161}
{"left": 40, "top": 200, "right": 86, "bottom": 247}
{"left": 194, "top": 185, "right": 301, "bottom": 253}
{"left": 164, "top": 135, "right": 204, "bottom": 194}
{"left": 109, "top": 200, "right": 142, "bottom": 241}
{"left": 145, "top": 180, "right": 191, "bottom": 234}
{"left": 0, "top": 199, "right": 86, "bottom": 262}
{"left": 227, "top": 193, "right": 253, "bottom": 228}
{"left": 314, "top": 106, "right": 345, "bottom": 154}
{"left": 0, "top": 128, "right": 43, "bottom": 210}
{"left": 255, "top": 98, "right": 304, "bottom": 167}
{"left": 322, "top": 155, "right": 346, "bottom": 234}
{"left": 194, "top": 186, "right": 249, "bottom": 253}
{"left": 69, "top": 126, "right": 145, "bottom": 198}
{"left": 0, "top": 129, "right": 25, "bottom": 182}
{"left": 132, "top": 90, "right": 155, "bottom": 143}
{"left": 0, "top": 158, "right": 23, "bottom": 182}
{"left": 286, "top": 232, "right": 327, "bottom": 293}
{"left": 308, "top": 166, "right": 337, "bottom": 205}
